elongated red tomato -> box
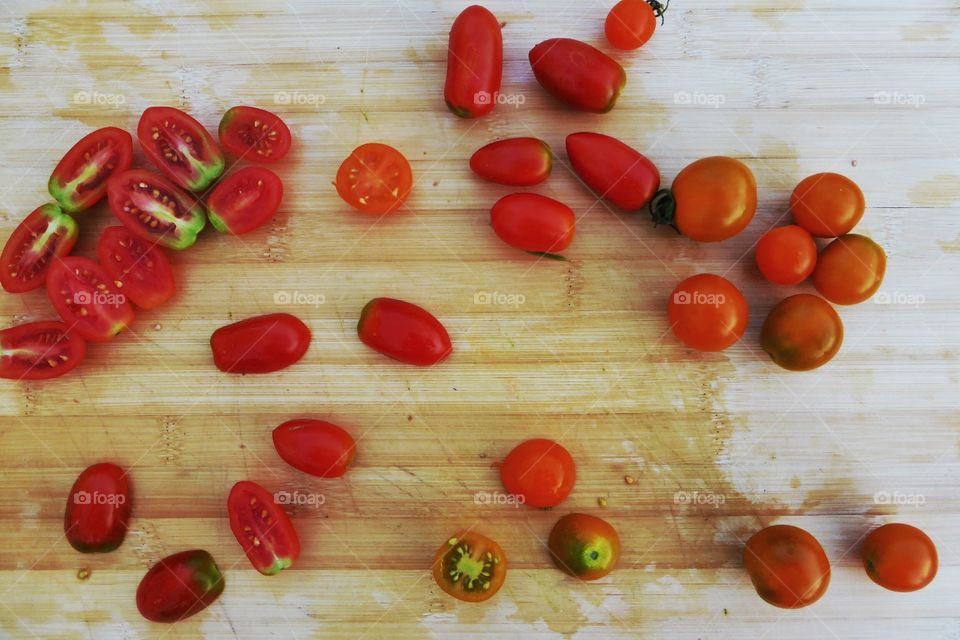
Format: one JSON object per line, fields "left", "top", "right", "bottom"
{"left": 64, "top": 462, "right": 131, "bottom": 553}
{"left": 136, "top": 549, "right": 224, "bottom": 623}
{"left": 273, "top": 419, "right": 357, "bottom": 478}
{"left": 107, "top": 169, "right": 206, "bottom": 250}
{"left": 0, "top": 321, "right": 86, "bottom": 380}
{"left": 444, "top": 5, "right": 503, "bottom": 118}
{"left": 358, "top": 298, "right": 452, "bottom": 366}
{"left": 491, "top": 193, "right": 576, "bottom": 254}
{"left": 207, "top": 167, "right": 283, "bottom": 235}
{"left": 48, "top": 127, "right": 133, "bottom": 213}
{"left": 530, "top": 39, "right": 626, "bottom": 113}
{"left": 228, "top": 481, "right": 301, "bottom": 575}
{"left": 470, "top": 138, "right": 552, "bottom": 186}
{"left": 138, "top": 106, "right": 224, "bottom": 192}
{"left": 46, "top": 257, "right": 135, "bottom": 343}
{"left": 96, "top": 226, "right": 175, "bottom": 310}
{"left": 210, "top": 313, "right": 311, "bottom": 374}
{"left": 1, "top": 204, "right": 78, "bottom": 293}
{"left": 566, "top": 132, "right": 660, "bottom": 210}
{"left": 219, "top": 106, "right": 292, "bottom": 163}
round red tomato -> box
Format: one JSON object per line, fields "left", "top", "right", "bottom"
{"left": 755, "top": 225, "right": 818, "bottom": 285}
{"left": 64, "top": 462, "right": 131, "bottom": 553}
{"left": 272, "top": 419, "right": 357, "bottom": 478}
{"left": 433, "top": 532, "right": 507, "bottom": 602}
{"left": 357, "top": 298, "right": 452, "bottom": 366}
{"left": 137, "top": 106, "right": 224, "bottom": 192}
{"left": 219, "top": 105, "right": 292, "bottom": 163}
{"left": 137, "top": 549, "right": 224, "bottom": 623}
{"left": 862, "top": 523, "right": 937, "bottom": 592}
{"left": 791, "top": 172, "right": 864, "bottom": 237}
{"left": 46, "top": 257, "right": 135, "bottom": 343}
{"left": 470, "top": 138, "right": 552, "bottom": 186}
{"left": 490, "top": 193, "right": 576, "bottom": 254}
{"left": 335, "top": 143, "right": 413, "bottom": 215}
{"left": 499, "top": 439, "right": 576, "bottom": 508}
{"left": 107, "top": 169, "right": 207, "bottom": 250}
{"left": 96, "top": 226, "right": 175, "bottom": 310}
{"left": 744, "top": 525, "right": 830, "bottom": 608}
{"left": 761, "top": 294, "right": 843, "bottom": 371}
{"left": 812, "top": 234, "right": 886, "bottom": 305}
{"left": 566, "top": 132, "right": 660, "bottom": 211}
{"left": 530, "top": 38, "right": 626, "bottom": 113}
{"left": 48, "top": 127, "right": 133, "bottom": 213}
{"left": 1, "top": 203, "right": 78, "bottom": 293}
{"left": 227, "top": 480, "right": 300, "bottom": 575}
{"left": 207, "top": 167, "right": 284, "bottom": 235}
{"left": 444, "top": 5, "right": 503, "bottom": 118}
{"left": 0, "top": 321, "right": 86, "bottom": 381}
{"left": 668, "top": 274, "right": 748, "bottom": 352}
{"left": 210, "top": 313, "right": 311, "bottom": 374}
{"left": 548, "top": 513, "right": 620, "bottom": 581}
{"left": 605, "top": 0, "right": 667, "bottom": 50}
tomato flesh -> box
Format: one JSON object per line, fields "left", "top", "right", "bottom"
{"left": 566, "top": 132, "right": 660, "bottom": 211}
{"left": 862, "top": 523, "right": 937, "bottom": 592}
{"left": 432, "top": 532, "right": 507, "bottom": 602}
{"left": 107, "top": 169, "right": 206, "bottom": 250}
{"left": 491, "top": 193, "right": 576, "bottom": 254}
{"left": 210, "top": 313, "right": 311, "bottom": 374}
{"left": 335, "top": 143, "right": 413, "bottom": 215}
{"left": 470, "top": 138, "right": 552, "bottom": 186}
{"left": 272, "top": 419, "right": 357, "bottom": 478}
{"left": 744, "top": 525, "right": 830, "bottom": 608}
{"left": 96, "top": 226, "right": 175, "bottom": 310}
{"left": 357, "top": 298, "right": 452, "bottom": 366}
{"left": 529, "top": 39, "right": 626, "bottom": 113}
{"left": 605, "top": 0, "right": 660, "bottom": 50}
{"left": 48, "top": 127, "right": 133, "bottom": 213}
{"left": 444, "top": 5, "right": 503, "bottom": 118}
{"left": 64, "top": 462, "right": 131, "bottom": 553}
{"left": 219, "top": 105, "right": 292, "bottom": 163}
{"left": 136, "top": 549, "right": 224, "bottom": 623}
{"left": 812, "top": 234, "right": 886, "bottom": 305}
{"left": 46, "top": 256, "right": 135, "bottom": 343}
{"left": 0, "top": 321, "right": 86, "bottom": 381}
{"left": 228, "top": 481, "right": 301, "bottom": 575}
{"left": 548, "top": 513, "right": 621, "bottom": 581}
{"left": 761, "top": 294, "right": 843, "bottom": 371}
{"left": 207, "top": 167, "right": 284, "bottom": 235}
{"left": 755, "top": 225, "right": 818, "bottom": 286}
{"left": 1, "top": 204, "right": 78, "bottom": 293}
{"left": 668, "top": 274, "right": 748, "bottom": 352}
{"left": 500, "top": 439, "right": 576, "bottom": 508}
{"left": 138, "top": 106, "right": 224, "bottom": 192}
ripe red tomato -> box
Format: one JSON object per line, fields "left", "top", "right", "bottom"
{"left": 761, "top": 294, "right": 843, "bottom": 371}
{"left": 791, "top": 173, "right": 864, "bottom": 237}
{"left": 64, "top": 462, "right": 131, "bottom": 553}
{"left": 548, "top": 513, "right": 620, "bottom": 581}
{"left": 210, "top": 313, "right": 311, "bottom": 374}
{"left": 530, "top": 39, "right": 626, "bottom": 113}
{"left": 744, "top": 525, "right": 830, "bottom": 608}
{"left": 432, "top": 532, "right": 507, "bottom": 602}
{"left": 137, "top": 106, "right": 224, "bottom": 192}
{"left": 207, "top": 167, "right": 284, "bottom": 235}
{"left": 668, "top": 274, "right": 748, "bottom": 352}
{"left": 272, "top": 419, "right": 357, "bottom": 478}
{"left": 862, "top": 523, "right": 937, "bottom": 592}
{"left": 490, "top": 193, "right": 576, "bottom": 254}
{"left": 812, "top": 234, "right": 886, "bottom": 305}
{"left": 227, "top": 480, "right": 300, "bottom": 575}
{"left": 335, "top": 143, "right": 413, "bottom": 215}
{"left": 96, "top": 226, "right": 175, "bottom": 310}
{"left": 107, "top": 169, "right": 207, "bottom": 250}
{"left": 605, "top": 0, "right": 667, "bottom": 50}
{"left": 46, "top": 257, "right": 135, "bottom": 343}
{"left": 0, "top": 204, "right": 78, "bottom": 293}
{"left": 357, "top": 298, "right": 452, "bottom": 366}
{"left": 499, "top": 439, "right": 575, "bottom": 508}
{"left": 755, "top": 225, "right": 818, "bottom": 285}
{"left": 219, "top": 105, "right": 292, "bottom": 163}
{"left": 470, "top": 138, "right": 552, "bottom": 186}
{"left": 566, "top": 132, "right": 660, "bottom": 210}
{"left": 0, "top": 321, "right": 86, "bottom": 381}
{"left": 48, "top": 127, "right": 133, "bottom": 213}
{"left": 136, "top": 549, "right": 224, "bottom": 623}
{"left": 444, "top": 5, "right": 503, "bottom": 118}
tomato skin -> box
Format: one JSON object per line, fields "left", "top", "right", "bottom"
{"left": 272, "top": 419, "right": 357, "bottom": 478}
{"left": 0, "top": 321, "right": 86, "bottom": 381}
{"left": 490, "top": 193, "right": 576, "bottom": 254}
{"left": 138, "top": 106, "right": 225, "bottom": 192}
{"left": 812, "top": 234, "right": 886, "bottom": 305}
{"left": 432, "top": 532, "right": 507, "bottom": 602}
{"left": 64, "top": 463, "right": 131, "bottom": 553}
{"left": 357, "top": 298, "right": 452, "bottom": 366}
{"left": 660, "top": 157, "right": 757, "bottom": 242}
{"left": 668, "top": 274, "right": 748, "bottom": 352}
{"left": 755, "top": 225, "right": 818, "bottom": 286}
{"left": 744, "top": 525, "right": 830, "bottom": 609}
{"left": 529, "top": 39, "right": 626, "bottom": 113}
{"left": 219, "top": 106, "right": 292, "bottom": 163}
{"left": 605, "top": 0, "right": 659, "bottom": 50}
{"left": 95, "top": 226, "right": 175, "bottom": 310}
{"left": 500, "top": 439, "right": 575, "bottom": 508}
{"left": 46, "top": 257, "right": 135, "bottom": 343}
{"left": 207, "top": 167, "right": 284, "bottom": 235}
{"left": 470, "top": 138, "right": 552, "bottom": 186}
{"left": 227, "top": 481, "right": 301, "bottom": 575}
{"left": 107, "top": 169, "right": 207, "bottom": 250}
{"left": 48, "top": 127, "right": 133, "bottom": 213}
{"left": 791, "top": 173, "right": 864, "bottom": 238}
{"left": 862, "top": 524, "right": 937, "bottom": 593}
{"left": 136, "top": 549, "right": 224, "bottom": 623}
{"left": 566, "top": 132, "right": 660, "bottom": 210}
{"left": 335, "top": 143, "right": 413, "bottom": 215}
{"left": 761, "top": 294, "right": 843, "bottom": 371}
{"left": 444, "top": 5, "right": 503, "bottom": 118}
{"left": 1, "top": 204, "right": 78, "bottom": 293}
{"left": 210, "top": 313, "right": 311, "bottom": 374}
{"left": 548, "top": 513, "right": 620, "bottom": 581}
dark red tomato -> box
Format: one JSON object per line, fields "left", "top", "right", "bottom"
{"left": 335, "top": 143, "right": 413, "bottom": 215}
{"left": 500, "top": 439, "right": 576, "bottom": 508}
{"left": 272, "top": 419, "right": 357, "bottom": 478}
{"left": 761, "top": 294, "right": 843, "bottom": 371}
{"left": 566, "top": 132, "right": 660, "bottom": 210}
{"left": 219, "top": 106, "right": 292, "bottom": 163}
{"left": 46, "top": 257, "right": 135, "bottom": 343}
{"left": 227, "top": 481, "right": 301, "bottom": 575}
{"left": 207, "top": 167, "right": 283, "bottom": 235}
{"left": 744, "top": 525, "right": 831, "bottom": 608}
{"left": 605, "top": 0, "right": 667, "bottom": 50}
{"left": 357, "top": 298, "right": 452, "bottom": 366}
{"left": 136, "top": 549, "right": 224, "bottom": 623}
{"left": 529, "top": 39, "right": 626, "bottom": 113}
{"left": 548, "top": 513, "right": 621, "bottom": 581}
{"left": 210, "top": 313, "right": 311, "bottom": 374}
{"left": 491, "top": 193, "right": 576, "bottom": 254}
{"left": 444, "top": 5, "right": 503, "bottom": 118}
{"left": 470, "top": 138, "right": 552, "bottom": 186}
{"left": 96, "top": 226, "right": 175, "bottom": 310}
{"left": 107, "top": 169, "right": 207, "bottom": 250}
{"left": 137, "top": 106, "right": 224, "bottom": 192}
{"left": 862, "top": 523, "right": 937, "bottom": 593}
{"left": 0, "top": 204, "right": 78, "bottom": 293}
{"left": 48, "top": 127, "right": 133, "bottom": 213}
{"left": 64, "top": 462, "right": 131, "bottom": 553}
{"left": 0, "top": 321, "right": 86, "bottom": 381}
{"left": 755, "top": 225, "right": 818, "bottom": 286}
{"left": 432, "top": 532, "right": 507, "bottom": 602}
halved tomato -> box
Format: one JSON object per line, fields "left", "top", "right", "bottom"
{"left": 219, "top": 106, "right": 292, "bottom": 163}
{"left": 335, "top": 143, "right": 413, "bottom": 215}
{"left": 137, "top": 106, "right": 224, "bottom": 192}
{"left": 432, "top": 531, "right": 507, "bottom": 602}
{"left": 227, "top": 481, "right": 300, "bottom": 575}
{"left": 48, "top": 127, "right": 133, "bottom": 213}
{"left": 46, "top": 257, "right": 135, "bottom": 342}
{"left": 207, "top": 167, "right": 283, "bottom": 235}
{"left": 1, "top": 204, "right": 78, "bottom": 293}
{"left": 96, "top": 226, "right": 175, "bottom": 310}
{"left": 107, "top": 169, "right": 206, "bottom": 250}
{"left": 0, "top": 321, "right": 86, "bottom": 380}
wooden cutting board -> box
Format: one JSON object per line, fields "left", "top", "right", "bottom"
{"left": 1, "top": 1, "right": 958, "bottom": 638}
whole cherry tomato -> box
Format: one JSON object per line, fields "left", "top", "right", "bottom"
{"left": 227, "top": 481, "right": 300, "bottom": 575}
{"left": 0, "top": 321, "right": 86, "bottom": 381}
{"left": 136, "top": 549, "right": 224, "bottom": 623}
{"left": 219, "top": 105, "right": 292, "bottom": 163}
{"left": 0, "top": 203, "right": 78, "bottom": 293}
{"left": 335, "top": 143, "right": 413, "bottom": 215}
{"left": 548, "top": 513, "right": 620, "bottom": 581}
{"left": 444, "top": 5, "right": 503, "bottom": 118}
{"left": 272, "top": 419, "right": 357, "bottom": 478}
{"left": 96, "top": 226, "right": 176, "bottom": 310}
{"left": 566, "top": 132, "right": 660, "bottom": 211}
{"left": 755, "top": 225, "right": 818, "bottom": 286}
{"left": 470, "top": 138, "right": 552, "bottom": 186}
{"left": 207, "top": 166, "right": 284, "bottom": 236}
{"left": 46, "top": 257, "right": 135, "bottom": 343}
{"left": 791, "top": 172, "right": 864, "bottom": 237}
{"left": 432, "top": 531, "right": 507, "bottom": 602}
{"left": 529, "top": 39, "right": 626, "bottom": 113}
{"left": 490, "top": 193, "right": 576, "bottom": 254}
{"left": 138, "top": 106, "right": 224, "bottom": 192}
{"left": 668, "top": 274, "right": 748, "bottom": 352}
{"left": 48, "top": 127, "right": 133, "bottom": 214}
{"left": 210, "top": 313, "right": 311, "bottom": 374}
{"left": 761, "top": 294, "right": 843, "bottom": 371}
{"left": 605, "top": 0, "right": 668, "bottom": 50}
{"left": 744, "top": 524, "right": 830, "bottom": 609}
{"left": 862, "top": 523, "right": 937, "bottom": 592}
{"left": 812, "top": 234, "right": 886, "bottom": 305}
{"left": 358, "top": 298, "right": 452, "bottom": 366}
{"left": 64, "top": 463, "right": 131, "bottom": 553}
{"left": 499, "top": 439, "right": 576, "bottom": 508}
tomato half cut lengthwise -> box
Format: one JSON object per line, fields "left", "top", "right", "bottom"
{"left": 136, "top": 549, "right": 224, "bottom": 623}
{"left": 227, "top": 481, "right": 301, "bottom": 575}
{"left": 432, "top": 532, "right": 507, "bottom": 603}
{"left": 48, "top": 127, "right": 133, "bottom": 214}
{"left": 138, "top": 106, "right": 225, "bottom": 192}
{"left": 335, "top": 143, "right": 413, "bottom": 215}
{"left": 529, "top": 39, "right": 626, "bottom": 113}
{"left": 219, "top": 106, "right": 292, "bottom": 163}
{"left": 491, "top": 193, "right": 576, "bottom": 254}
{"left": 273, "top": 419, "right": 357, "bottom": 478}
{"left": 96, "top": 226, "right": 175, "bottom": 310}
{"left": 210, "top": 313, "right": 311, "bottom": 374}
{"left": 0, "top": 321, "right": 86, "bottom": 381}
{"left": 444, "top": 5, "right": 503, "bottom": 118}
{"left": 207, "top": 167, "right": 284, "bottom": 235}
{"left": 358, "top": 298, "right": 452, "bottom": 366}
{"left": 64, "top": 462, "right": 131, "bottom": 553}
{"left": 107, "top": 169, "right": 207, "bottom": 250}
{"left": 1, "top": 204, "right": 78, "bottom": 293}
{"left": 46, "top": 257, "right": 135, "bottom": 343}
{"left": 566, "top": 132, "right": 660, "bottom": 211}
{"left": 470, "top": 138, "right": 553, "bottom": 187}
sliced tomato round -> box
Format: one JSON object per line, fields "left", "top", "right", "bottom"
{"left": 219, "top": 106, "right": 292, "bottom": 163}
{"left": 137, "top": 106, "right": 224, "bottom": 192}
{"left": 107, "top": 169, "right": 206, "bottom": 250}
{"left": 207, "top": 167, "right": 283, "bottom": 235}
{"left": 46, "top": 257, "right": 135, "bottom": 343}
{"left": 432, "top": 532, "right": 507, "bottom": 602}
{"left": 95, "top": 226, "right": 175, "bottom": 310}
{"left": 0, "top": 321, "right": 86, "bottom": 380}
{"left": 1, "top": 204, "right": 78, "bottom": 293}
{"left": 227, "top": 481, "right": 300, "bottom": 575}
{"left": 335, "top": 143, "right": 413, "bottom": 215}
{"left": 48, "top": 127, "right": 133, "bottom": 214}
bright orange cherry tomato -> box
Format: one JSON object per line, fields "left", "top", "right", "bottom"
{"left": 862, "top": 523, "right": 937, "bottom": 593}
{"left": 790, "top": 172, "right": 864, "bottom": 237}
{"left": 668, "top": 273, "right": 748, "bottom": 352}
{"left": 335, "top": 143, "right": 412, "bottom": 215}
{"left": 605, "top": 0, "right": 668, "bottom": 50}
{"left": 812, "top": 234, "right": 886, "bottom": 305}
{"left": 755, "top": 225, "right": 818, "bottom": 285}
{"left": 744, "top": 525, "right": 831, "bottom": 609}
{"left": 761, "top": 294, "right": 843, "bottom": 371}
{"left": 432, "top": 532, "right": 506, "bottom": 603}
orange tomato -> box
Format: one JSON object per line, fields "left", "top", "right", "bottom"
{"left": 744, "top": 525, "right": 831, "bottom": 609}
{"left": 862, "top": 523, "right": 937, "bottom": 592}
{"left": 755, "top": 225, "right": 817, "bottom": 285}
{"left": 761, "top": 294, "right": 843, "bottom": 371}
{"left": 668, "top": 274, "right": 748, "bottom": 352}
{"left": 335, "top": 143, "right": 412, "bottom": 215}
{"left": 812, "top": 234, "right": 886, "bottom": 305}
{"left": 790, "top": 172, "right": 864, "bottom": 237}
